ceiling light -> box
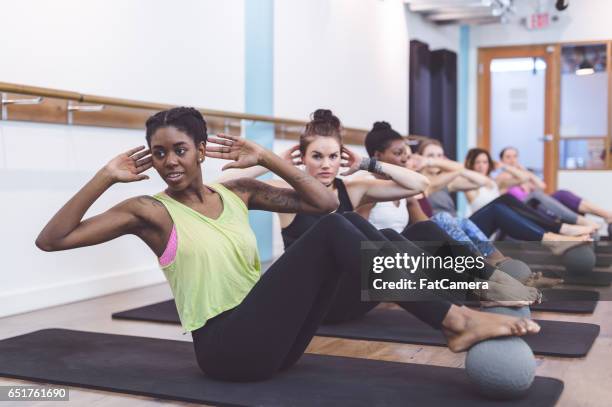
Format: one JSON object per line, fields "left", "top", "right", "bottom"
{"left": 575, "top": 60, "right": 595, "bottom": 76}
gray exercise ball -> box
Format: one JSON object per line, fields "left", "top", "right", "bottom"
{"left": 484, "top": 306, "right": 531, "bottom": 319}
{"left": 497, "top": 258, "right": 532, "bottom": 283}
{"left": 465, "top": 336, "right": 536, "bottom": 399}
{"left": 562, "top": 244, "right": 596, "bottom": 274}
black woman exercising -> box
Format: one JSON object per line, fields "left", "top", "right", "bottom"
{"left": 36, "top": 107, "right": 539, "bottom": 382}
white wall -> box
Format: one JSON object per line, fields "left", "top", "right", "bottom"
{"left": 274, "top": 0, "right": 409, "bottom": 133}
{"left": 0, "top": 0, "right": 245, "bottom": 111}
{"left": 0, "top": 0, "right": 244, "bottom": 317}
{"left": 274, "top": 1, "right": 460, "bottom": 134}
{"left": 406, "top": 10, "right": 460, "bottom": 52}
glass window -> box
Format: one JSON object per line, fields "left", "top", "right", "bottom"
{"left": 560, "top": 44, "right": 608, "bottom": 138}
{"left": 559, "top": 138, "right": 607, "bottom": 169}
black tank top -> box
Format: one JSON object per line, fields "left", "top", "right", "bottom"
{"left": 281, "top": 178, "right": 354, "bottom": 249}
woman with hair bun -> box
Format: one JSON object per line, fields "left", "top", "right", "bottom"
{"left": 219, "top": 110, "right": 431, "bottom": 247}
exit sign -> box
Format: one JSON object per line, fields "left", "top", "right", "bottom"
{"left": 526, "top": 12, "right": 550, "bottom": 30}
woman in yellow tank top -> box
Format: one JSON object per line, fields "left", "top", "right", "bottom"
{"left": 36, "top": 107, "right": 539, "bottom": 381}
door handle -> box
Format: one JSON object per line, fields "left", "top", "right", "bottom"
{"left": 538, "top": 134, "right": 554, "bottom": 142}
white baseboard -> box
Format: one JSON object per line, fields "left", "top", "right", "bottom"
{"left": 0, "top": 267, "right": 166, "bottom": 318}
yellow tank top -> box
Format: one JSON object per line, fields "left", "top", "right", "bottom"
{"left": 153, "top": 183, "right": 261, "bottom": 331}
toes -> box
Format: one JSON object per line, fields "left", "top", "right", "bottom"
{"left": 513, "top": 319, "right": 531, "bottom": 335}
{"left": 527, "top": 320, "right": 541, "bottom": 333}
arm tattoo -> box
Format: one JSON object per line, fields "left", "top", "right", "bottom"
{"left": 136, "top": 195, "right": 165, "bottom": 209}
{"left": 224, "top": 178, "right": 303, "bottom": 212}
{"left": 290, "top": 172, "right": 315, "bottom": 184}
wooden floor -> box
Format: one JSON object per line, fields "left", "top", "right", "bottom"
{"left": 1, "top": 280, "right": 611, "bottom": 407}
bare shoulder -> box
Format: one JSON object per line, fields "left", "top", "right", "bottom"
{"left": 130, "top": 195, "right": 166, "bottom": 211}
{"left": 127, "top": 196, "right": 170, "bottom": 227}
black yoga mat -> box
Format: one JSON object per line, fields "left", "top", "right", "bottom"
{"left": 594, "top": 242, "right": 612, "bottom": 255}
{"left": 531, "top": 289, "right": 599, "bottom": 314}
{"left": 504, "top": 251, "right": 612, "bottom": 268}
{"left": 113, "top": 300, "right": 180, "bottom": 324}
{"left": 537, "top": 270, "right": 612, "bottom": 287}
{"left": 0, "top": 329, "right": 563, "bottom": 407}
{"left": 114, "top": 302, "right": 599, "bottom": 357}
{"left": 315, "top": 309, "right": 598, "bottom": 358}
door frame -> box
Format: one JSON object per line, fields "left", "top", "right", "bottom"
{"left": 477, "top": 44, "right": 559, "bottom": 192}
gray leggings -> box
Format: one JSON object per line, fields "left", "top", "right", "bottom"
{"left": 526, "top": 190, "right": 579, "bottom": 224}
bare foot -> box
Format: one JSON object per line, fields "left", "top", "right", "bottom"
{"left": 587, "top": 223, "right": 601, "bottom": 234}
{"left": 441, "top": 305, "right": 540, "bottom": 352}
{"left": 577, "top": 217, "right": 601, "bottom": 231}
{"left": 524, "top": 274, "right": 564, "bottom": 288}
{"left": 560, "top": 223, "right": 597, "bottom": 237}
{"left": 476, "top": 280, "right": 540, "bottom": 304}
{"left": 543, "top": 234, "right": 592, "bottom": 255}
{"left": 489, "top": 269, "right": 526, "bottom": 288}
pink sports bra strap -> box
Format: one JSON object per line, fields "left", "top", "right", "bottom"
{"left": 159, "top": 225, "right": 178, "bottom": 267}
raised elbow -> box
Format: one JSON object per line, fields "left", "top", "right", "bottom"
{"left": 35, "top": 235, "right": 58, "bottom": 252}
{"left": 35, "top": 238, "right": 52, "bottom": 252}
{"left": 417, "top": 175, "right": 431, "bottom": 192}
{"left": 323, "top": 195, "right": 340, "bottom": 213}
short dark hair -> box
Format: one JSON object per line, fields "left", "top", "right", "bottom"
{"left": 364, "top": 121, "right": 403, "bottom": 157}
{"left": 145, "top": 107, "right": 208, "bottom": 146}
{"left": 499, "top": 146, "right": 517, "bottom": 160}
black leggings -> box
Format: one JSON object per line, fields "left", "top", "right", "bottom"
{"left": 191, "top": 213, "right": 452, "bottom": 381}
{"left": 401, "top": 221, "right": 496, "bottom": 281}
{"left": 485, "top": 194, "right": 562, "bottom": 233}
{"left": 322, "top": 215, "right": 467, "bottom": 324}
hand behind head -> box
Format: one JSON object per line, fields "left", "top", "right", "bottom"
{"left": 205, "top": 133, "right": 264, "bottom": 171}
{"left": 104, "top": 146, "right": 152, "bottom": 183}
